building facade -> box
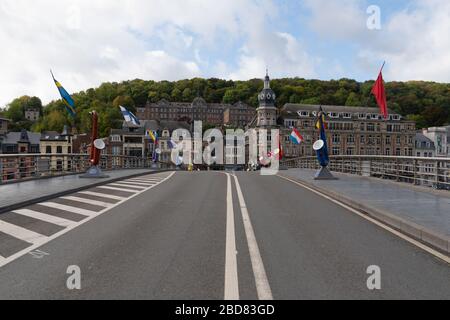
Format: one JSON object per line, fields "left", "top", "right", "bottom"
{"left": 24, "top": 108, "right": 40, "bottom": 122}
{"left": 137, "top": 98, "right": 255, "bottom": 128}
{"left": 40, "top": 126, "right": 73, "bottom": 171}
{"left": 280, "top": 104, "right": 416, "bottom": 158}
{"left": 415, "top": 133, "right": 436, "bottom": 158}
{"left": 0, "top": 130, "right": 40, "bottom": 182}
{"left": 422, "top": 127, "right": 449, "bottom": 158}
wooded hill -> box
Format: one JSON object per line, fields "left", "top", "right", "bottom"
{"left": 1, "top": 78, "right": 449, "bottom": 137}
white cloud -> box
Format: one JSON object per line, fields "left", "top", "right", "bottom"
{"left": 0, "top": 0, "right": 320, "bottom": 108}
{"left": 303, "top": 0, "right": 450, "bottom": 82}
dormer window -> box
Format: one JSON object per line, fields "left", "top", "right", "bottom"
{"left": 342, "top": 113, "right": 352, "bottom": 119}
{"left": 358, "top": 113, "right": 365, "bottom": 119}
{"left": 329, "top": 112, "right": 339, "bottom": 118}
{"left": 371, "top": 114, "right": 379, "bottom": 120}
{"left": 297, "top": 111, "right": 310, "bottom": 117}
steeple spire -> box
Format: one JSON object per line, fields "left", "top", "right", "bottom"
{"left": 264, "top": 68, "right": 270, "bottom": 89}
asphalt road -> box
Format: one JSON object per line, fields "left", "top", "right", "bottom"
{"left": 0, "top": 171, "right": 449, "bottom": 300}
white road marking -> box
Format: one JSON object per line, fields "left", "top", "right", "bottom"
{"left": 98, "top": 186, "right": 138, "bottom": 193}
{"left": 38, "top": 202, "right": 95, "bottom": 216}
{"left": 224, "top": 173, "right": 239, "bottom": 300}
{"left": 0, "top": 220, "right": 46, "bottom": 245}
{"left": 0, "top": 171, "right": 176, "bottom": 269}
{"left": 232, "top": 174, "right": 273, "bottom": 300}
{"left": 12, "top": 209, "right": 74, "bottom": 227}
{"left": 277, "top": 174, "right": 450, "bottom": 265}
{"left": 60, "top": 196, "right": 111, "bottom": 208}
{"left": 108, "top": 183, "right": 147, "bottom": 190}
{"left": 127, "top": 179, "right": 162, "bottom": 183}
{"left": 78, "top": 191, "right": 125, "bottom": 201}
{"left": 122, "top": 181, "right": 155, "bottom": 186}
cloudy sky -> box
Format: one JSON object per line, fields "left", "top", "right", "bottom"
{"left": 0, "top": 0, "right": 449, "bottom": 107}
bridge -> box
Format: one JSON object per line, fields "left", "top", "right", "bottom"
{"left": 0, "top": 154, "right": 449, "bottom": 299}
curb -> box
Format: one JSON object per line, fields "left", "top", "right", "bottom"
{"left": 0, "top": 170, "right": 173, "bottom": 215}
{"left": 279, "top": 174, "right": 450, "bottom": 255}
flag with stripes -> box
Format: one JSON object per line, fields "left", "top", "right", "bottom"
{"left": 51, "top": 71, "right": 76, "bottom": 117}
{"left": 120, "top": 106, "right": 140, "bottom": 126}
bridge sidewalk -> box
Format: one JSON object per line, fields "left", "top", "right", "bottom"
{"left": 0, "top": 169, "right": 156, "bottom": 214}
{"left": 280, "top": 169, "right": 450, "bottom": 254}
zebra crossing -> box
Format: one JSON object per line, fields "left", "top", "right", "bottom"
{"left": 0, "top": 172, "right": 175, "bottom": 267}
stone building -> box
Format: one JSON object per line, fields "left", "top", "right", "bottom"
{"left": 415, "top": 133, "right": 435, "bottom": 158}
{"left": 137, "top": 97, "right": 255, "bottom": 128}
{"left": 40, "top": 126, "right": 73, "bottom": 171}
{"left": 280, "top": 104, "right": 416, "bottom": 158}
{"left": 24, "top": 108, "right": 40, "bottom": 122}
{"left": 422, "top": 127, "right": 448, "bottom": 158}
{"left": 0, "top": 130, "right": 40, "bottom": 182}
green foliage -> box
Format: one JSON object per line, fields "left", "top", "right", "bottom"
{"left": 3, "top": 78, "right": 450, "bottom": 134}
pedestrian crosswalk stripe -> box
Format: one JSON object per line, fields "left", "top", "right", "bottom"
{"left": 122, "top": 181, "right": 155, "bottom": 186}
{"left": 39, "top": 202, "right": 95, "bottom": 216}
{"left": 78, "top": 191, "right": 125, "bottom": 201}
{"left": 128, "top": 178, "right": 163, "bottom": 182}
{"left": 98, "top": 186, "right": 138, "bottom": 193}
{"left": 109, "top": 183, "right": 146, "bottom": 190}
{"left": 0, "top": 171, "right": 176, "bottom": 269}
{"left": 0, "top": 220, "right": 47, "bottom": 245}
{"left": 12, "top": 209, "right": 74, "bottom": 228}
{"left": 60, "top": 196, "right": 111, "bottom": 208}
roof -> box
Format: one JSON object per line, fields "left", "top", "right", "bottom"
{"left": 282, "top": 104, "right": 396, "bottom": 115}
{"left": 40, "top": 131, "right": 69, "bottom": 141}
{"left": 415, "top": 132, "right": 435, "bottom": 149}
{"left": 112, "top": 120, "right": 192, "bottom": 135}
{"left": 1, "top": 131, "right": 40, "bottom": 145}
{"left": 146, "top": 99, "right": 251, "bottom": 110}
{"left": 0, "top": 117, "right": 11, "bottom": 122}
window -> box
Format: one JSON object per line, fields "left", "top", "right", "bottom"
{"left": 396, "top": 136, "right": 401, "bottom": 144}
{"left": 395, "top": 148, "right": 401, "bottom": 156}
{"left": 367, "top": 123, "right": 375, "bottom": 132}
{"left": 386, "top": 148, "right": 391, "bottom": 156}
{"left": 358, "top": 113, "right": 365, "bottom": 120}
{"left": 332, "top": 147, "right": 340, "bottom": 155}
{"left": 68, "top": 147, "right": 72, "bottom": 154}
{"left": 360, "top": 135, "right": 365, "bottom": 143}
{"left": 346, "top": 147, "right": 354, "bottom": 155}
{"left": 385, "top": 136, "right": 391, "bottom": 145}
{"left": 342, "top": 113, "right": 352, "bottom": 119}
{"left": 332, "top": 134, "right": 340, "bottom": 144}
{"left": 57, "top": 146, "right": 63, "bottom": 154}
{"left": 46, "top": 146, "right": 52, "bottom": 154}
{"left": 329, "top": 112, "right": 339, "bottom": 118}
{"left": 347, "top": 135, "right": 355, "bottom": 144}
{"left": 298, "top": 111, "right": 310, "bottom": 117}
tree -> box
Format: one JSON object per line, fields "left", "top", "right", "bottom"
{"left": 345, "top": 92, "right": 362, "bottom": 106}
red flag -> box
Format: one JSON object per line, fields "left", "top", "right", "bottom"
{"left": 371, "top": 64, "right": 388, "bottom": 119}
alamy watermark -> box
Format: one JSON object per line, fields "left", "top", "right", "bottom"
{"left": 367, "top": 5, "right": 381, "bottom": 30}
{"left": 165, "top": 121, "right": 280, "bottom": 175}
{"left": 66, "top": 265, "right": 81, "bottom": 290}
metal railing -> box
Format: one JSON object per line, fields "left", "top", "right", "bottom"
{"left": 0, "top": 153, "right": 160, "bottom": 184}
{"left": 281, "top": 155, "right": 450, "bottom": 190}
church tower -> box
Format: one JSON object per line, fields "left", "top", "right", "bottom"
{"left": 256, "top": 70, "right": 278, "bottom": 128}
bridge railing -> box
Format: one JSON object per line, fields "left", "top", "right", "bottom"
{"left": 281, "top": 155, "right": 450, "bottom": 190}
{"left": 0, "top": 153, "right": 157, "bottom": 184}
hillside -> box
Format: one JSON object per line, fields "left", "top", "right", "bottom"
{"left": 2, "top": 78, "right": 449, "bottom": 137}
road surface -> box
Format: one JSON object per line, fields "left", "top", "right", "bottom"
{"left": 0, "top": 171, "right": 449, "bottom": 299}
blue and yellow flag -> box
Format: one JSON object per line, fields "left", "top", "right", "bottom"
{"left": 51, "top": 71, "right": 76, "bottom": 117}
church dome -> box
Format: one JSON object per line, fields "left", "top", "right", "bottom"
{"left": 258, "top": 71, "right": 276, "bottom": 105}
